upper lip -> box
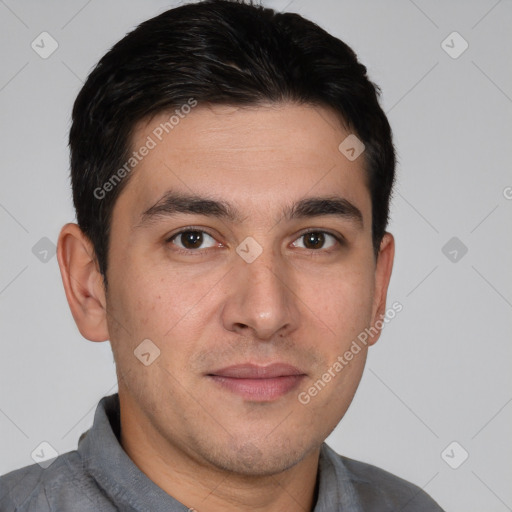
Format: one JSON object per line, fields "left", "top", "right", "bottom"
{"left": 208, "top": 363, "right": 305, "bottom": 379}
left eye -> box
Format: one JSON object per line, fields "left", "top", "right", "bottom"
{"left": 291, "top": 231, "right": 339, "bottom": 251}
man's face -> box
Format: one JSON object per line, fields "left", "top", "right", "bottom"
{"left": 105, "top": 103, "right": 388, "bottom": 475}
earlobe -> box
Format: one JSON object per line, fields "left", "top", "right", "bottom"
{"left": 368, "top": 232, "right": 395, "bottom": 346}
{"left": 57, "top": 223, "right": 110, "bottom": 342}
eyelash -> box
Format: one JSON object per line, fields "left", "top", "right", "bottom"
{"left": 165, "top": 227, "right": 344, "bottom": 256}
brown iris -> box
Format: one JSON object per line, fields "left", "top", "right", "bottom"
{"left": 179, "top": 231, "right": 204, "bottom": 249}
{"left": 302, "top": 232, "right": 326, "bottom": 249}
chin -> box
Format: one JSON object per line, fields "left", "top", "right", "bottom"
{"left": 202, "top": 437, "right": 313, "bottom": 477}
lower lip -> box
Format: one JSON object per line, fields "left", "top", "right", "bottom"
{"left": 209, "top": 375, "right": 305, "bottom": 401}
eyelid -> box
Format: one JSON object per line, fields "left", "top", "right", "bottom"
{"left": 165, "top": 226, "right": 223, "bottom": 248}
{"left": 294, "top": 227, "right": 345, "bottom": 244}
{"left": 291, "top": 228, "right": 344, "bottom": 253}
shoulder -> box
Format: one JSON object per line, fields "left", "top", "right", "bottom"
{"left": 0, "top": 450, "right": 101, "bottom": 512}
{"left": 323, "top": 445, "right": 445, "bottom": 511}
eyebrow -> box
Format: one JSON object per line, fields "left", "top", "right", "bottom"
{"left": 137, "top": 191, "right": 364, "bottom": 229}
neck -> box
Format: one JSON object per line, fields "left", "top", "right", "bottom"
{"left": 118, "top": 395, "right": 320, "bottom": 511}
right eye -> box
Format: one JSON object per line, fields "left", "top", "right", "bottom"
{"left": 166, "top": 229, "right": 220, "bottom": 254}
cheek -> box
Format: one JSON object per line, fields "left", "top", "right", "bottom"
{"left": 111, "top": 258, "right": 196, "bottom": 332}
{"left": 302, "top": 353, "right": 367, "bottom": 437}
{"left": 109, "top": 260, "right": 222, "bottom": 369}
{"left": 307, "top": 264, "right": 375, "bottom": 341}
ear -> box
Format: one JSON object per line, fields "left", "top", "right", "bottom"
{"left": 368, "top": 232, "right": 395, "bottom": 346}
{"left": 57, "top": 223, "right": 109, "bottom": 342}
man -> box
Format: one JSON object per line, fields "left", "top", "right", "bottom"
{"left": 0, "top": 0, "right": 445, "bottom": 510}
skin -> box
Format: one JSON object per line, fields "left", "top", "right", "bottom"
{"left": 57, "top": 103, "right": 394, "bottom": 511}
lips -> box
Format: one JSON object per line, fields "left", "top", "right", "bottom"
{"left": 209, "top": 363, "right": 304, "bottom": 379}
{"left": 207, "top": 363, "right": 306, "bottom": 401}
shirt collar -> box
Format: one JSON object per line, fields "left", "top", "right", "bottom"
{"left": 78, "top": 393, "right": 188, "bottom": 511}
{"left": 314, "top": 443, "right": 364, "bottom": 511}
{"left": 78, "top": 393, "right": 363, "bottom": 512}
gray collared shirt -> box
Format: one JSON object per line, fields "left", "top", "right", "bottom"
{"left": 1, "top": 393, "right": 444, "bottom": 511}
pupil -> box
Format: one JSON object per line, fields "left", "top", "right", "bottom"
{"left": 182, "top": 231, "right": 203, "bottom": 249}
{"left": 304, "top": 232, "right": 324, "bottom": 249}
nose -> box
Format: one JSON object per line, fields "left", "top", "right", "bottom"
{"left": 220, "top": 246, "right": 300, "bottom": 341}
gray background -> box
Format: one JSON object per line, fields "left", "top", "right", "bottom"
{"left": 1, "top": 0, "right": 511, "bottom": 510}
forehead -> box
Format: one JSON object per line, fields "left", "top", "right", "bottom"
{"left": 119, "top": 103, "right": 371, "bottom": 224}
